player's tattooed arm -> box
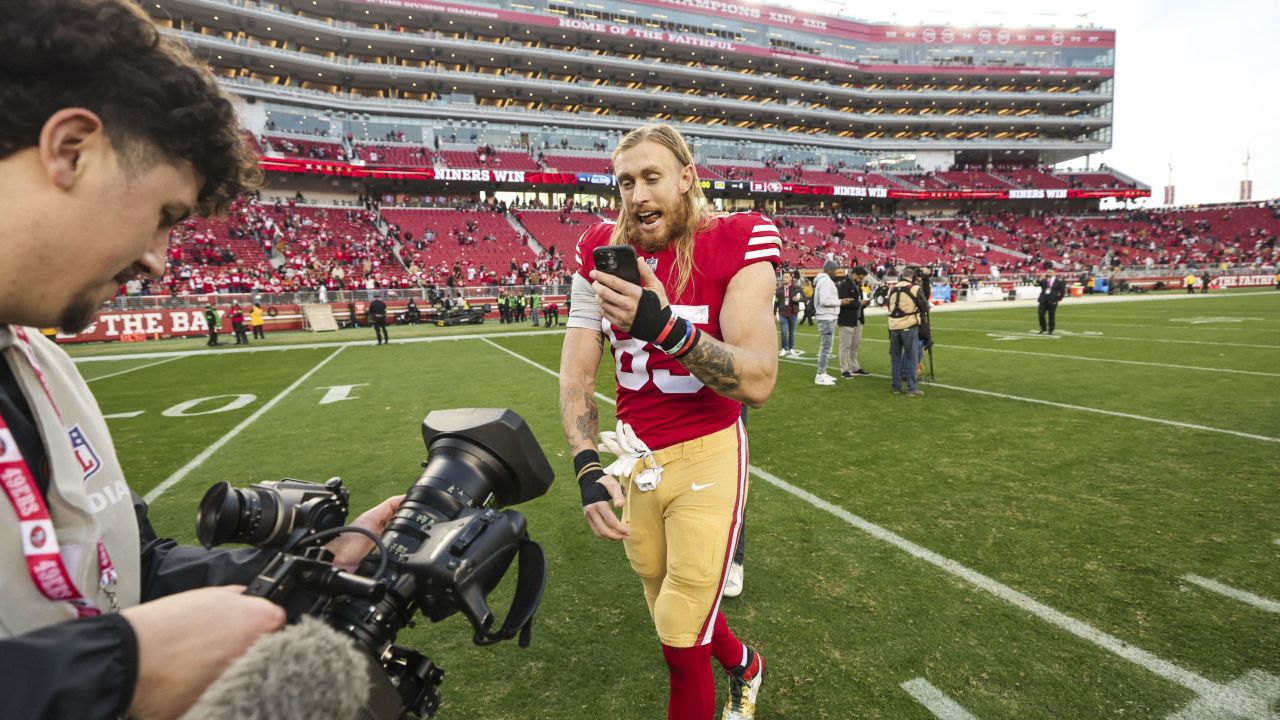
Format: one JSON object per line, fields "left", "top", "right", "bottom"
{"left": 677, "top": 337, "right": 741, "bottom": 394}
{"left": 559, "top": 328, "right": 605, "bottom": 454}
{"left": 692, "top": 262, "right": 779, "bottom": 407}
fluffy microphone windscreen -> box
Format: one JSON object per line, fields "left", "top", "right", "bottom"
{"left": 179, "top": 616, "right": 371, "bottom": 720}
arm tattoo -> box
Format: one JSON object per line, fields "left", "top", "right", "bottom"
{"left": 575, "top": 390, "right": 599, "bottom": 443}
{"left": 678, "top": 337, "right": 741, "bottom": 394}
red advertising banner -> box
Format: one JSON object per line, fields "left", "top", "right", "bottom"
{"left": 258, "top": 156, "right": 1150, "bottom": 201}
{"left": 54, "top": 308, "right": 305, "bottom": 344}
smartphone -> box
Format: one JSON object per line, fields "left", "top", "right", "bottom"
{"left": 592, "top": 245, "right": 642, "bottom": 286}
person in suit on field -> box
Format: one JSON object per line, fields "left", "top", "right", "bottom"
{"left": 1038, "top": 269, "right": 1066, "bottom": 335}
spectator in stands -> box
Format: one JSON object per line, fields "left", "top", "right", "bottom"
{"left": 837, "top": 266, "right": 870, "bottom": 379}
{"left": 812, "top": 261, "right": 841, "bottom": 386}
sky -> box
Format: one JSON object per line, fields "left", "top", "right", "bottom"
{"left": 804, "top": 0, "right": 1280, "bottom": 207}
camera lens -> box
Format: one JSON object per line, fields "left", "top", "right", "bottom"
{"left": 195, "top": 481, "right": 278, "bottom": 549}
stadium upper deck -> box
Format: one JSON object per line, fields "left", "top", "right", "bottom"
{"left": 151, "top": 0, "right": 1118, "bottom": 169}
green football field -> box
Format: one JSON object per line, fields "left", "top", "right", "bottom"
{"left": 69, "top": 290, "right": 1279, "bottom": 719}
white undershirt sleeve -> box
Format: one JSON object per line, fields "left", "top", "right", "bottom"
{"left": 566, "top": 273, "right": 604, "bottom": 331}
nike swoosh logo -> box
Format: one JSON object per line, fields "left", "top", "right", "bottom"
{"left": 690, "top": 482, "right": 716, "bottom": 492}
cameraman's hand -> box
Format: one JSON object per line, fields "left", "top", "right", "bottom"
{"left": 583, "top": 476, "right": 629, "bottom": 541}
{"left": 328, "top": 494, "right": 406, "bottom": 571}
{"left": 125, "top": 585, "right": 285, "bottom": 720}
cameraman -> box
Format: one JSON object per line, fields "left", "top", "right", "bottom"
{"left": 0, "top": 3, "right": 402, "bottom": 719}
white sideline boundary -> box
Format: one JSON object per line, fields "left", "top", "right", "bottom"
{"left": 780, "top": 357, "right": 1278, "bottom": 444}
{"left": 71, "top": 327, "right": 566, "bottom": 363}
{"left": 1182, "top": 575, "right": 1280, "bottom": 614}
{"left": 901, "top": 678, "right": 980, "bottom": 720}
{"left": 142, "top": 347, "right": 346, "bottom": 503}
{"left": 84, "top": 356, "right": 183, "bottom": 382}
{"left": 68, "top": 289, "right": 1276, "bottom": 364}
{"left": 479, "top": 338, "right": 1230, "bottom": 702}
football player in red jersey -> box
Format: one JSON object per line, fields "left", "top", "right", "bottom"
{"left": 559, "top": 124, "right": 780, "bottom": 720}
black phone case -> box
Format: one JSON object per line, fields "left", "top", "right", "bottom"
{"left": 592, "top": 245, "right": 642, "bottom": 285}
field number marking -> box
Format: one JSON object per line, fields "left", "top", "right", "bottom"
{"left": 162, "top": 394, "right": 257, "bottom": 417}
{"left": 143, "top": 347, "right": 346, "bottom": 502}
{"left": 317, "top": 384, "right": 368, "bottom": 405}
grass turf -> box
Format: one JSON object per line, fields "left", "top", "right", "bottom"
{"left": 68, "top": 290, "right": 1279, "bottom": 719}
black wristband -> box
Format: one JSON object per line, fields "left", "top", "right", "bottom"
{"left": 574, "top": 450, "right": 610, "bottom": 506}
{"left": 628, "top": 289, "right": 670, "bottom": 343}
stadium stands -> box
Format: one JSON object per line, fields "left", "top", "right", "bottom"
{"left": 514, "top": 210, "right": 602, "bottom": 259}
{"left": 264, "top": 135, "right": 348, "bottom": 161}
{"left": 1001, "top": 168, "right": 1072, "bottom": 189}
{"left": 383, "top": 208, "right": 537, "bottom": 275}
{"left": 543, "top": 155, "right": 612, "bottom": 174}
{"left": 438, "top": 148, "right": 541, "bottom": 171}
{"left": 355, "top": 143, "right": 434, "bottom": 167}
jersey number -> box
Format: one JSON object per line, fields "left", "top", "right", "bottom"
{"left": 605, "top": 324, "right": 703, "bottom": 394}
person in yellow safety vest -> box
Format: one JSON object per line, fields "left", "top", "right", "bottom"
{"left": 1184, "top": 273, "right": 1197, "bottom": 294}
{"left": 250, "top": 303, "right": 266, "bottom": 339}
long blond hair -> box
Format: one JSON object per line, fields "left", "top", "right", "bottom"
{"left": 609, "top": 124, "right": 717, "bottom": 300}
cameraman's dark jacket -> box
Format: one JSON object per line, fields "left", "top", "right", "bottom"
{"left": 0, "top": 330, "right": 271, "bottom": 720}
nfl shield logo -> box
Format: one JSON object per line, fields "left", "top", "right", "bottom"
{"left": 68, "top": 425, "right": 101, "bottom": 480}
{"left": 644, "top": 257, "right": 659, "bottom": 273}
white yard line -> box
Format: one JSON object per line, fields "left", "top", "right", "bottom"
{"left": 480, "top": 337, "right": 1229, "bottom": 702}
{"left": 857, "top": 338, "right": 1280, "bottom": 378}
{"left": 780, "top": 357, "right": 1278, "bottom": 444}
{"left": 916, "top": 326, "right": 1280, "bottom": 350}
{"left": 142, "top": 347, "right": 346, "bottom": 503}
{"left": 71, "top": 327, "right": 566, "bottom": 363}
{"left": 900, "top": 678, "right": 980, "bottom": 720}
{"left": 83, "top": 356, "right": 183, "bottom": 382}
{"left": 856, "top": 289, "right": 1279, "bottom": 320}
{"left": 1182, "top": 575, "right": 1280, "bottom": 614}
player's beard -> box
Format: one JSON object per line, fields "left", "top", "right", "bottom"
{"left": 630, "top": 198, "right": 689, "bottom": 254}
{"left": 57, "top": 292, "right": 100, "bottom": 334}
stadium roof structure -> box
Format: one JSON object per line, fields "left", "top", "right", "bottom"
{"left": 154, "top": 0, "right": 1119, "bottom": 166}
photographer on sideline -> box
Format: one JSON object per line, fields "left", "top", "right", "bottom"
{"left": 886, "top": 268, "right": 926, "bottom": 398}
{"left": 0, "top": 3, "right": 402, "bottom": 718}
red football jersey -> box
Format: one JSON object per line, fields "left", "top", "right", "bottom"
{"left": 575, "top": 211, "right": 780, "bottom": 449}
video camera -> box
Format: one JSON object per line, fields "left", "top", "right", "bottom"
{"left": 195, "top": 408, "right": 555, "bottom": 719}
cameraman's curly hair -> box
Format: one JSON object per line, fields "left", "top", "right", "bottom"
{"left": 0, "top": 0, "right": 261, "bottom": 215}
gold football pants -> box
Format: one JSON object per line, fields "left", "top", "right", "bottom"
{"left": 621, "top": 420, "right": 747, "bottom": 648}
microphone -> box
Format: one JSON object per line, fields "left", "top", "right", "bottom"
{"left": 179, "top": 616, "right": 372, "bottom": 720}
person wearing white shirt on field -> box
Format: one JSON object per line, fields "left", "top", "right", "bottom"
{"left": 811, "top": 261, "right": 841, "bottom": 386}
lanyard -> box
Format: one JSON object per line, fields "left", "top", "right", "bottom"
{"left": 0, "top": 328, "right": 117, "bottom": 616}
